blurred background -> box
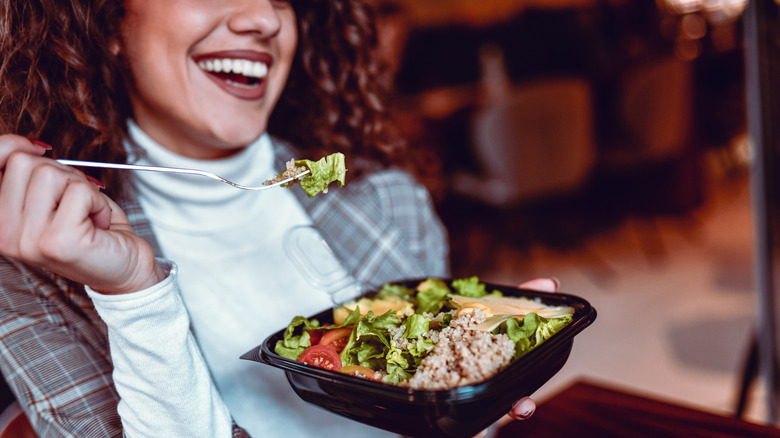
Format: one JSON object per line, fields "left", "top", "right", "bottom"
{"left": 375, "top": 0, "right": 767, "bottom": 427}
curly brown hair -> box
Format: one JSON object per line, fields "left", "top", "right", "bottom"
{"left": 271, "top": 0, "right": 408, "bottom": 173}
{"left": 0, "top": 0, "right": 408, "bottom": 199}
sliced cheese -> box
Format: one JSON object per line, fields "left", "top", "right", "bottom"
{"left": 333, "top": 296, "right": 414, "bottom": 325}
{"left": 450, "top": 294, "right": 574, "bottom": 331}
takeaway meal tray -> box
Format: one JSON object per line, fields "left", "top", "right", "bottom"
{"left": 241, "top": 278, "right": 597, "bottom": 438}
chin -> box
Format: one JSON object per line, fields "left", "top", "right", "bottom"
{"left": 207, "top": 121, "right": 268, "bottom": 148}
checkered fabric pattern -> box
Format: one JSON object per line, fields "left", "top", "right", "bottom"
{"left": 0, "top": 138, "right": 450, "bottom": 437}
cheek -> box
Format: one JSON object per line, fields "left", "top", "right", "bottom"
{"left": 122, "top": 33, "right": 198, "bottom": 113}
{"left": 119, "top": 8, "right": 205, "bottom": 98}
{"left": 127, "top": 56, "right": 191, "bottom": 121}
{"left": 278, "top": 10, "right": 298, "bottom": 75}
{"left": 272, "top": 27, "right": 298, "bottom": 98}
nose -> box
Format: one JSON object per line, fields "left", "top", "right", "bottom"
{"left": 226, "top": 0, "right": 283, "bottom": 37}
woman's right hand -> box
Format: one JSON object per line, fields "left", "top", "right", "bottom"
{"left": 0, "top": 134, "right": 165, "bottom": 294}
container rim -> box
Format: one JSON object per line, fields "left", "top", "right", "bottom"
{"left": 242, "top": 278, "right": 597, "bottom": 402}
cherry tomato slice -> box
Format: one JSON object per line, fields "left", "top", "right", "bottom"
{"left": 339, "top": 365, "right": 380, "bottom": 381}
{"left": 319, "top": 327, "right": 353, "bottom": 353}
{"left": 307, "top": 329, "right": 324, "bottom": 345}
{"left": 298, "top": 345, "right": 342, "bottom": 371}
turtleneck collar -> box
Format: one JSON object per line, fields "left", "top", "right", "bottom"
{"left": 126, "top": 120, "right": 277, "bottom": 233}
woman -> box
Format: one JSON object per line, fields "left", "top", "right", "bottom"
{"left": 0, "top": 0, "right": 544, "bottom": 436}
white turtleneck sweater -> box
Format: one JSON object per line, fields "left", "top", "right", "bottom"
{"left": 87, "top": 123, "right": 392, "bottom": 437}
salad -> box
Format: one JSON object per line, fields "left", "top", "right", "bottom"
{"left": 264, "top": 152, "right": 347, "bottom": 198}
{"left": 274, "top": 277, "right": 575, "bottom": 389}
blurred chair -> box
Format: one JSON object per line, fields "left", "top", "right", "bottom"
{"left": 595, "top": 55, "right": 701, "bottom": 220}
{"left": 0, "top": 401, "right": 35, "bottom": 438}
{"left": 0, "top": 377, "right": 35, "bottom": 438}
{"left": 592, "top": 56, "right": 697, "bottom": 262}
{"left": 601, "top": 56, "right": 694, "bottom": 170}
{"left": 451, "top": 44, "right": 597, "bottom": 208}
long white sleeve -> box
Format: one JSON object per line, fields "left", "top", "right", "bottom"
{"left": 86, "top": 261, "right": 233, "bottom": 438}
{"left": 121, "top": 125, "right": 394, "bottom": 436}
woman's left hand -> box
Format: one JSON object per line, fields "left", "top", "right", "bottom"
{"left": 473, "top": 277, "right": 560, "bottom": 438}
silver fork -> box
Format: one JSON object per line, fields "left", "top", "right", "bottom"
{"left": 56, "top": 159, "right": 311, "bottom": 191}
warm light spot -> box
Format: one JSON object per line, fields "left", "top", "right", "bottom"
{"left": 681, "top": 13, "right": 707, "bottom": 40}
{"left": 674, "top": 37, "right": 702, "bottom": 61}
{"left": 663, "top": 0, "right": 746, "bottom": 24}
{"left": 703, "top": 0, "right": 747, "bottom": 25}
{"left": 665, "top": 0, "right": 703, "bottom": 14}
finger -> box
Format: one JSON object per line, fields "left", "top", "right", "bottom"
{"left": 18, "top": 160, "right": 103, "bottom": 248}
{"left": 0, "top": 153, "right": 80, "bottom": 226}
{"left": 509, "top": 397, "right": 536, "bottom": 420}
{"left": 33, "top": 182, "right": 157, "bottom": 294}
{"left": 90, "top": 193, "right": 114, "bottom": 230}
{"left": 17, "top": 161, "right": 75, "bottom": 256}
{"left": 28, "top": 180, "right": 112, "bottom": 270}
{"left": 0, "top": 135, "right": 50, "bottom": 166}
{"left": 472, "top": 428, "right": 489, "bottom": 438}
{"left": 0, "top": 152, "right": 43, "bottom": 254}
{"left": 518, "top": 277, "right": 559, "bottom": 292}
{"left": 52, "top": 179, "right": 113, "bottom": 235}
{"left": 0, "top": 136, "right": 50, "bottom": 200}
{"left": 103, "top": 196, "right": 133, "bottom": 232}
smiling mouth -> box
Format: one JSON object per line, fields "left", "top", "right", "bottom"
{"left": 198, "top": 58, "right": 268, "bottom": 88}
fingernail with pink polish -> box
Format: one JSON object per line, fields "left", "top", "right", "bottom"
{"left": 85, "top": 175, "right": 106, "bottom": 190}
{"left": 28, "top": 139, "right": 53, "bottom": 150}
{"left": 513, "top": 408, "right": 534, "bottom": 420}
{"left": 512, "top": 400, "right": 535, "bottom": 419}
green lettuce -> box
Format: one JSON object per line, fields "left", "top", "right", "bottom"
{"left": 384, "top": 315, "right": 434, "bottom": 383}
{"left": 335, "top": 306, "right": 363, "bottom": 328}
{"left": 401, "top": 314, "right": 430, "bottom": 339}
{"left": 274, "top": 316, "right": 321, "bottom": 360}
{"left": 452, "top": 276, "right": 486, "bottom": 297}
{"left": 338, "top": 310, "right": 433, "bottom": 383}
{"left": 415, "top": 278, "right": 451, "bottom": 314}
{"left": 505, "top": 313, "right": 573, "bottom": 359}
{"left": 406, "top": 338, "right": 435, "bottom": 359}
{"left": 295, "top": 152, "right": 347, "bottom": 198}
{"left": 377, "top": 283, "right": 415, "bottom": 301}
{"left": 275, "top": 277, "right": 574, "bottom": 387}
{"left": 274, "top": 306, "right": 362, "bottom": 360}
{"left": 339, "top": 310, "right": 399, "bottom": 367}
{"left": 452, "top": 276, "right": 503, "bottom": 298}
{"left": 385, "top": 344, "right": 413, "bottom": 384}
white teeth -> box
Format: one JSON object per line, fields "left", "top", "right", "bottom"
{"left": 233, "top": 60, "right": 245, "bottom": 74}
{"left": 198, "top": 58, "right": 268, "bottom": 78}
{"left": 252, "top": 62, "right": 267, "bottom": 77}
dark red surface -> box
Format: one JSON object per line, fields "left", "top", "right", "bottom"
{"left": 498, "top": 380, "right": 780, "bottom": 438}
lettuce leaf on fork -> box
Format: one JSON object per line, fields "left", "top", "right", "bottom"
{"left": 267, "top": 152, "right": 347, "bottom": 198}
{"left": 295, "top": 152, "right": 347, "bottom": 198}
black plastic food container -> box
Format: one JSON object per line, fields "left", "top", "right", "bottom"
{"left": 241, "top": 278, "right": 597, "bottom": 438}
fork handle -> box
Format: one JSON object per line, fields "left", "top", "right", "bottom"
{"left": 56, "top": 159, "right": 211, "bottom": 177}
{"left": 57, "top": 159, "right": 311, "bottom": 191}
